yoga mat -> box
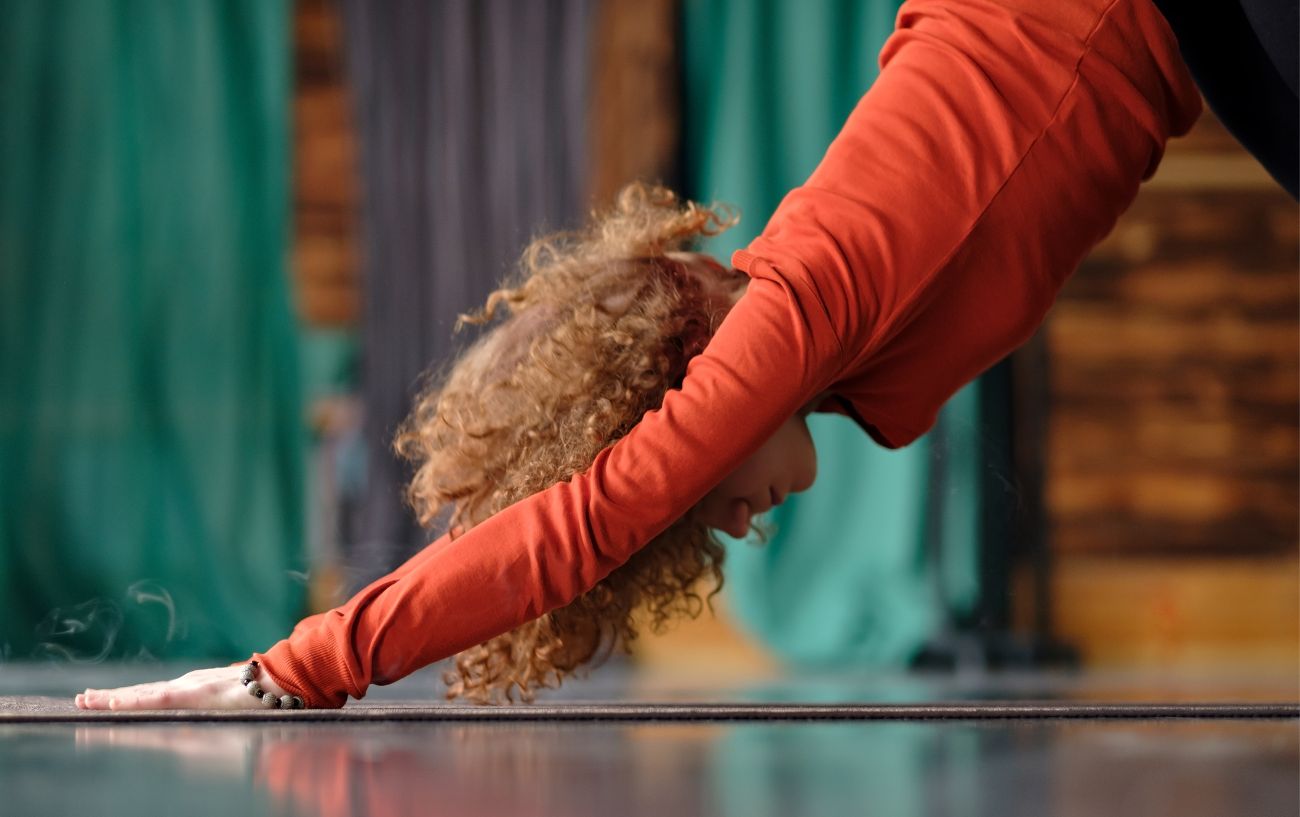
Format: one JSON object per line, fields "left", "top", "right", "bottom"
{"left": 4, "top": 697, "right": 1296, "bottom": 723}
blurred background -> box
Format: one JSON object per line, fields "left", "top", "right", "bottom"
{"left": 1, "top": 0, "right": 1295, "bottom": 687}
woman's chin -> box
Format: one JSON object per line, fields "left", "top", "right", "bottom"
{"left": 719, "top": 499, "right": 751, "bottom": 539}
{"left": 713, "top": 521, "right": 745, "bottom": 538}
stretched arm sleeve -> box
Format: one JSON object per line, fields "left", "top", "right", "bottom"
{"left": 735, "top": 0, "right": 1202, "bottom": 447}
{"left": 253, "top": 272, "right": 845, "bottom": 707}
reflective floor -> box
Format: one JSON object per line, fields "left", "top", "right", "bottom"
{"left": 2, "top": 664, "right": 1297, "bottom": 817}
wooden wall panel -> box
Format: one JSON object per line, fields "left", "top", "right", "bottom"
{"left": 1035, "top": 106, "right": 1299, "bottom": 670}
{"left": 1019, "top": 555, "right": 1300, "bottom": 669}
{"left": 293, "top": 0, "right": 360, "bottom": 327}
{"left": 587, "top": 0, "right": 681, "bottom": 207}
{"left": 1046, "top": 112, "right": 1299, "bottom": 557}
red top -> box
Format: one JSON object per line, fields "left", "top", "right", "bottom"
{"left": 255, "top": 0, "right": 1201, "bottom": 708}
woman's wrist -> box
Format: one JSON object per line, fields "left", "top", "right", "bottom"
{"left": 239, "top": 660, "right": 305, "bottom": 709}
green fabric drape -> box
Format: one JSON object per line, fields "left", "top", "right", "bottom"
{"left": 682, "top": 0, "right": 981, "bottom": 666}
{"left": 0, "top": 1, "right": 303, "bottom": 661}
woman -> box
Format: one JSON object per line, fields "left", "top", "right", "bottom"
{"left": 77, "top": 0, "right": 1201, "bottom": 710}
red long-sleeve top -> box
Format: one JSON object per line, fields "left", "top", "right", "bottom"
{"left": 255, "top": 0, "right": 1201, "bottom": 708}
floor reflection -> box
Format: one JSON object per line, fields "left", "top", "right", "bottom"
{"left": 2, "top": 717, "right": 1294, "bottom": 817}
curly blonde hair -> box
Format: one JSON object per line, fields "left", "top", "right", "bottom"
{"left": 394, "top": 183, "right": 760, "bottom": 704}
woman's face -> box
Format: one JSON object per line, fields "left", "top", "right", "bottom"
{"left": 668, "top": 251, "right": 822, "bottom": 539}
{"left": 695, "top": 395, "right": 823, "bottom": 538}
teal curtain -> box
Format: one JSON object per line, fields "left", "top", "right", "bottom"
{"left": 0, "top": 1, "right": 304, "bottom": 661}
{"left": 683, "top": 0, "right": 982, "bottom": 666}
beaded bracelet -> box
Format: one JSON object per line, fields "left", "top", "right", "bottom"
{"left": 240, "top": 660, "right": 305, "bottom": 709}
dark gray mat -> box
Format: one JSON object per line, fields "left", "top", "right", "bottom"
{"left": 4, "top": 696, "right": 1296, "bottom": 723}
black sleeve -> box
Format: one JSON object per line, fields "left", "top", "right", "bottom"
{"left": 1151, "top": 0, "right": 1299, "bottom": 198}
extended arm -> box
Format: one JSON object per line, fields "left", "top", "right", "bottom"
{"left": 257, "top": 273, "right": 845, "bottom": 707}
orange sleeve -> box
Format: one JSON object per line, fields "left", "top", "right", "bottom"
{"left": 734, "top": 0, "right": 1201, "bottom": 447}
{"left": 253, "top": 272, "right": 845, "bottom": 707}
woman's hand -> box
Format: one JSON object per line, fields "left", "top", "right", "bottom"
{"left": 75, "top": 664, "right": 291, "bottom": 711}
